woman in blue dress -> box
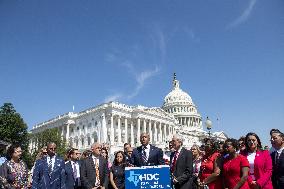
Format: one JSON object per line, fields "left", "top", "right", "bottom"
{"left": 110, "top": 151, "right": 126, "bottom": 189}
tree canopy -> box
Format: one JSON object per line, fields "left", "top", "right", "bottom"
{"left": 0, "top": 103, "right": 31, "bottom": 165}
{"left": 0, "top": 103, "right": 28, "bottom": 147}
{"left": 30, "top": 127, "right": 68, "bottom": 160}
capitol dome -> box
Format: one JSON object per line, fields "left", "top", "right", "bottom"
{"left": 162, "top": 73, "right": 202, "bottom": 128}
{"left": 164, "top": 84, "right": 193, "bottom": 106}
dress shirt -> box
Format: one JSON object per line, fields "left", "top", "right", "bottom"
{"left": 171, "top": 147, "right": 182, "bottom": 165}
{"left": 276, "top": 146, "right": 284, "bottom": 161}
{"left": 92, "top": 155, "right": 100, "bottom": 166}
{"left": 92, "top": 155, "right": 100, "bottom": 186}
{"left": 46, "top": 155, "right": 56, "bottom": 171}
{"left": 143, "top": 144, "right": 151, "bottom": 160}
{"left": 71, "top": 161, "right": 80, "bottom": 179}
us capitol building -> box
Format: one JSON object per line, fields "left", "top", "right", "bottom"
{"left": 30, "top": 74, "right": 227, "bottom": 153}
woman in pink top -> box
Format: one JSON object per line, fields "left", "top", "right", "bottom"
{"left": 241, "top": 132, "right": 273, "bottom": 189}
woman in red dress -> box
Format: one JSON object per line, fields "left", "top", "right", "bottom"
{"left": 223, "top": 138, "right": 250, "bottom": 189}
{"left": 199, "top": 138, "right": 222, "bottom": 189}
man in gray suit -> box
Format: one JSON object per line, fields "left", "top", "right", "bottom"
{"left": 80, "top": 143, "right": 108, "bottom": 189}
{"left": 170, "top": 134, "right": 193, "bottom": 189}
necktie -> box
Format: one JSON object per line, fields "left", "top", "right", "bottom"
{"left": 48, "top": 158, "right": 52, "bottom": 176}
{"left": 170, "top": 151, "right": 179, "bottom": 172}
{"left": 73, "top": 162, "right": 77, "bottom": 178}
{"left": 142, "top": 146, "right": 147, "bottom": 164}
{"left": 73, "top": 162, "right": 80, "bottom": 186}
{"left": 95, "top": 158, "right": 100, "bottom": 186}
{"left": 276, "top": 152, "right": 280, "bottom": 164}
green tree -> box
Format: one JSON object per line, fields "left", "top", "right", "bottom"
{"left": 0, "top": 103, "right": 31, "bottom": 166}
{"left": 30, "top": 128, "right": 68, "bottom": 161}
{"left": 0, "top": 103, "right": 28, "bottom": 144}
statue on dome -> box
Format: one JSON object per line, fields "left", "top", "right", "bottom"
{"left": 173, "top": 73, "right": 180, "bottom": 89}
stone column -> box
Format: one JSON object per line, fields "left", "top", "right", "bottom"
{"left": 61, "top": 125, "right": 65, "bottom": 138}
{"left": 137, "top": 118, "right": 140, "bottom": 143}
{"left": 154, "top": 121, "right": 157, "bottom": 143}
{"left": 97, "top": 124, "right": 101, "bottom": 143}
{"left": 117, "top": 116, "right": 121, "bottom": 144}
{"left": 149, "top": 120, "right": 152, "bottom": 143}
{"left": 66, "top": 124, "right": 70, "bottom": 144}
{"left": 110, "top": 115, "right": 114, "bottom": 145}
{"left": 124, "top": 118, "right": 128, "bottom": 143}
{"left": 163, "top": 123, "right": 167, "bottom": 142}
{"left": 143, "top": 119, "right": 146, "bottom": 133}
{"left": 130, "top": 120, "right": 134, "bottom": 145}
{"left": 159, "top": 122, "right": 162, "bottom": 143}
{"left": 101, "top": 113, "right": 107, "bottom": 143}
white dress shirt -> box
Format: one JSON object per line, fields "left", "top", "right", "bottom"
{"left": 46, "top": 155, "right": 56, "bottom": 171}
{"left": 71, "top": 161, "right": 80, "bottom": 179}
{"left": 276, "top": 146, "right": 284, "bottom": 160}
{"left": 143, "top": 144, "right": 151, "bottom": 160}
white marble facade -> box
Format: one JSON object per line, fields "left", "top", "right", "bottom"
{"left": 30, "top": 74, "right": 227, "bottom": 154}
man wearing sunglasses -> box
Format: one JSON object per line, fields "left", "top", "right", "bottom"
{"left": 32, "top": 142, "right": 66, "bottom": 189}
{"left": 65, "top": 148, "right": 82, "bottom": 189}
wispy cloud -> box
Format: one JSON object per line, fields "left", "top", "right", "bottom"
{"left": 150, "top": 25, "right": 168, "bottom": 65}
{"left": 227, "top": 0, "right": 257, "bottom": 29}
{"left": 127, "top": 65, "right": 160, "bottom": 99}
{"left": 104, "top": 52, "right": 161, "bottom": 102}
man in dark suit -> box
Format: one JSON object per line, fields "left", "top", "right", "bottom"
{"left": 65, "top": 148, "right": 82, "bottom": 189}
{"left": 80, "top": 143, "right": 108, "bottom": 189}
{"left": 131, "top": 132, "right": 164, "bottom": 167}
{"left": 170, "top": 134, "right": 193, "bottom": 189}
{"left": 270, "top": 130, "right": 284, "bottom": 189}
{"left": 32, "top": 142, "right": 66, "bottom": 189}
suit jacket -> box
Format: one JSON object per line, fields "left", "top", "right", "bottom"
{"left": 271, "top": 150, "right": 284, "bottom": 189}
{"left": 80, "top": 155, "right": 109, "bottom": 189}
{"left": 241, "top": 150, "right": 273, "bottom": 189}
{"left": 131, "top": 144, "right": 164, "bottom": 167}
{"left": 170, "top": 147, "right": 193, "bottom": 189}
{"left": 32, "top": 156, "right": 66, "bottom": 189}
{"left": 65, "top": 161, "right": 82, "bottom": 189}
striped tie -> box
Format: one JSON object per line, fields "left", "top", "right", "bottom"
{"left": 48, "top": 158, "right": 52, "bottom": 176}
{"left": 142, "top": 146, "right": 147, "bottom": 164}
{"left": 170, "top": 151, "right": 179, "bottom": 172}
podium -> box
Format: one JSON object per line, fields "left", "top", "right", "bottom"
{"left": 125, "top": 165, "right": 172, "bottom": 189}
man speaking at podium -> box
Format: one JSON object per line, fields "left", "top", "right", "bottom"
{"left": 131, "top": 132, "right": 165, "bottom": 167}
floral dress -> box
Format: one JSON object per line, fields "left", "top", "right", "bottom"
{"left": 0, "top": 160, "right": 29, "bottom": 189}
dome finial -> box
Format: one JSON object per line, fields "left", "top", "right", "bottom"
{"left": 173, "top": 73, "right": 179, "bottom": 89}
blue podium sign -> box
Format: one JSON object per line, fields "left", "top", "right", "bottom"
{"left": 125, "top": 165, "right": 172, "bottom": 189}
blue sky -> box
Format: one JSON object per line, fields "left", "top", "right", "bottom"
{"left": 1, "top": 0, "right": 283, "bottom": 146}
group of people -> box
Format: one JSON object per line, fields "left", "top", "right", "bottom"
{"left": 0, "top": 129, "right": 283, "bottom": 189}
